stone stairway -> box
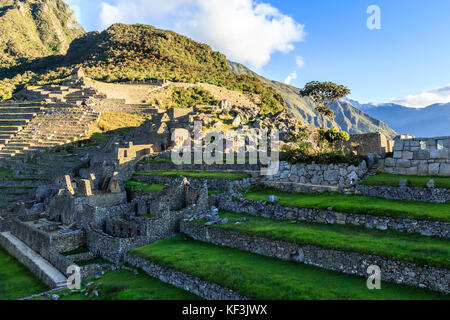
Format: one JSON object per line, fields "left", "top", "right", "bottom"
{"left": 0, "top": 232, "right": 67, "bottom": 289}
{"left": 22, "top": 84, "right": 107, "bottom": 105}
{"left": 0, "top": 105, "right": 99, "bottom": 162}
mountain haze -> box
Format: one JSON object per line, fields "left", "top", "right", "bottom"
{"left": 348, "top": 101, "right": 450, "bottom": 137}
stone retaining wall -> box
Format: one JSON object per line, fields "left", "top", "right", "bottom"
{"left": 124, "top": 254, "right": 248, "bottom": 300}
{"left": 46, "top": 250, "right": 112, "bottom": 281}
{"left": 215, "top": 197, "right": 449, "bottom": 239}
{"left": 181, "top": 221, "right": 449, "bottom": 293}
{"left": 86, "top": 227, "right": 148, "bottom": 264}
{"left": 357, "top": 185, "right": 450, "bottom": 203}
{"left": 46, "top": 250, "right": 74, "bottom": 275}
{"left": 262, "top": 161, "right": 368, "bottom": 189}
{"left": 133, "top": 175, "right": 255, "bottom": 192}
{"left": 0, "top": 232, "right": 66, "bottom": 288}
{"left": 136, "top": 162, "right": 261, "bottom": 173}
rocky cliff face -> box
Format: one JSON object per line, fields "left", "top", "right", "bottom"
{"left": 0, "top": 0, "right": 84, "bottom": 67}
{"left": 228, "top": 61, "right": 397, "bottom": 138}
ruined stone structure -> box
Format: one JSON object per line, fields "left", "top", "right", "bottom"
{"left": 0, "top": 67, "right": 448, "bottom": 298}
{"left": 337, "top": 132, "right": 394, "bottom": 156}
{"left": 261, "top": 160, "right": 369, "bottom": 192}
{"left": 380, "top": 136, "right": 450, "bottom": 176}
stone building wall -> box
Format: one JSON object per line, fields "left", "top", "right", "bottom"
{"left": 8, "top": 218, "right": 85, "bottom": 254}
{"left": 336, "top": 132, "right": 394, "bottom": 156}
{"left": 380, "top": 136, "right": 450, "bottom": 176}
{"left": 116, "top": 142, "right": 153, "bottom": 164}
{"left": 86, "top": 227, "right": 148, "bottom": 263}
{"left": 261, "top": 161, "right": 368, "bottom": 189}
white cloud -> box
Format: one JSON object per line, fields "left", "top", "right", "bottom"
{"left": 98, "top": 0, "right": 305, "bottom": 69}
{"left": 66, "top": 0, "right": 82, "bottom": 22}
{"left": 390, "top": 85, "right": 450, "bottom": 108}
{"left": 295, "top": 56, "right": 305, "bottom": 68}
{"left": 100, "top": 2, "right": 121, "bottom": 28}
{"left": 284, "top": 71, "right": 297, "bottom": 85}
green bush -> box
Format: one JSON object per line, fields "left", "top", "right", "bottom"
{"left": 171, "top": 86, "right": 219, "bottom": 108}
{"left": 319, "top": 128, "right": 350, "bottom": 144}
{"left": 280, "top": 150, "right": 364, "bottom": 165}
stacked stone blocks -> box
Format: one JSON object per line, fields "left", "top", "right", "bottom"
{"left": 382, "top": 136, "right": 450, "bottom": 176}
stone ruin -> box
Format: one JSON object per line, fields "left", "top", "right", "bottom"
{"left": 337, "top": 132, "right": 394, "bottom": 156}
{"left": 380, "top": 136, "right": 450, "bottom": 176}
{"left": 0, "top": 163, "right": 213, "bottom": 286}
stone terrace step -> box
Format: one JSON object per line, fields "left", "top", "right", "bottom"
{"left": 180, "top": 219, "right": 450, "bottom": 293}
{"left": 0, "top": 120, "right": 30, "bottom": 126}
{"left": 0, "top": 108, "right": 44, "bottom": 114}
{"left": 126, "top": 236, "right": 447, "bottom": 299}
{"left": 0, "top": 114, "right": 36, "bottom": 119}
{"left": 0, "top": 192, "right": 26, "bottom": 201}
{"left": 0, "top": 126, "right": 22, "bottom": 132}
{"left": 0, "top": 232, "right": 67, "bottom": 289}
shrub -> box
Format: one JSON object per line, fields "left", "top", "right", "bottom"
{"left": 170, "top": 86, "right": 219, "bottom": 108}
{"left": 280, "top": 150, "right": 364, "bottom": 166}
{"left": 318, "top": 128, "right": 350, "bottom": 144}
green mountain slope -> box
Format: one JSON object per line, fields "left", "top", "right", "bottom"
{"left": 0, "top": 0, "right": 84, "bottom": 68}
{"left": 228, "top": 61, "right": 397, "bottom": 138}
{"left": 0, "top": 22, "right": 284, "bottom": 113}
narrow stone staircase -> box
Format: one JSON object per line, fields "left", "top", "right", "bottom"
{"left": 0, "top": 232, "right": 67, "bottom": 289}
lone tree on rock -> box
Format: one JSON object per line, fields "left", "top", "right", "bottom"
{"left": 299, "top": 81, "right": 350, "bottom": 128}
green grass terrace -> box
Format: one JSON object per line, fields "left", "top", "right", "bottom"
{"left": 134, "top": 171, "right": 252, "bottom": 180}
{"left": 124, "top": 181, "right": 165, "bottom": 194}
{"left": 125, "top": 181, "right": 220, "bottom": 195}
{"left": 361, "top": 172, "right": 450, "bottom": 189}
{"left": 243, "top": 187, "right": 450, "bottom": 222}
{"left": 0, "top": 247, "right": 48, "bottom": 300}
{"left": 0, "top": 167, "right": 12, "bottom": 176}
{"left": 34, "top": 269, "right": 201, "bottom": 300}
{"left": 195, "top": 211, "right": 450, "bottom": 269}
{"left": 130, "top": 235, "right": 447, "bottom": 300}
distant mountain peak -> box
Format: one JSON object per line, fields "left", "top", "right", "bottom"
{"left": 346, "top": 99, "right": 450, "bottom": 137}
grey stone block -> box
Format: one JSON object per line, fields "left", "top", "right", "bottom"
{"left": 393, "top": 151, "right": 402, "bottom": 159}
{"left": 414, "top": 150, "right": 430, "bottom": 160}
{"left": 403, "top": 151, "right": 414, "bottom": 160}
{"left": 439, "top": 163, "right": 450, "bottom": 176}
{"left": 397, "top": 159, "right": 411, "bottom": 168}
{"left": 430, "top": 149, "right": 449, "bottom": 159}
{"left": 393, "top": 140, "right": 404, "bottom": 151}
{"left": 385, "top": 157, "right": 396, "bottom": 167}
{"left": 418, "top": 162, "right": 429, "bottom": 175}
{"left": 429, "top": 163, "right": 440, "bottom": 175}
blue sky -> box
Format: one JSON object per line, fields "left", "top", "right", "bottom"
{"left": 66, "top": 0, "right": 450, "bottom": 106}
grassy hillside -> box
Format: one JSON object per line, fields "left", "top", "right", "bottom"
{"left": 0, "top": 0, "right": 84, "bottom": 68}
{"left": 0, "top": 22, "right": 285, "bottom": 113}
{"left": 228, "top": 61, "right": 397, "bottom": 138}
